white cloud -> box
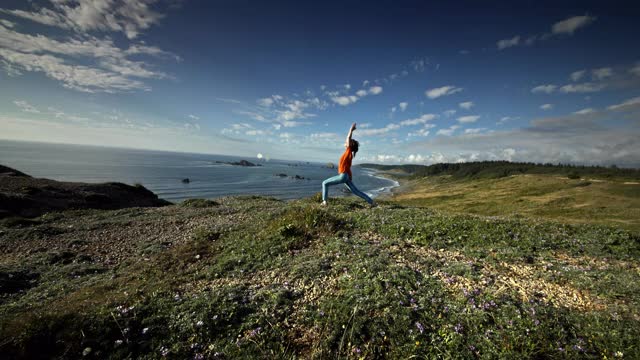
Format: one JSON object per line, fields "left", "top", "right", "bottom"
{"left": 436, "top": 125, "right": 460, "bottom": 136}
{"left": 464, "top": 128, "right": 488, "bottom": 135}
{"left": 407, "top": 107, "right": 640, "bottom": 167}
{"left": 573, "top": 108, "right": 595, "bottom": 115}
{"left": 443, "top": 109, "right": 457, "bottom": 117}
{"left": 496, "top": 116, "right": 518, "bottom": 125}
{"left": 0, "top": 48, "right": 148, "bottom": 92}
{"left": 607, "top": 96, "right": 640, "bottom": 111}
{"left": 359, "top": 123, "right": 401, "bottom": 136}
{"left": 359, "top": 114, "right": 437, "bottom": 137}
{"left": 13, "top": 99, "right": 40, "bottom": 113}
{"left": 368, "top": 86, "right": 383, "bottom": 95}
{"left": 497, "top": 35, "right": 520, "bottom": 50}
{"left": 457, "top": 115, "right": 480, "bottom": 123}
{"left": 0, "top": 8, "right": 178, "bottom": 92}
{"left": 188, "top": 114, "right": 200, "bottom": 120}
{"left": 398, "top": 102, "right": 408, "bottom": 112}
{"left": 234, "top": 110, "right": 267, "bottom": 122}
{"left": 531, "top": 85, "right": 557, "bottom": 94}
{"left": 246, "top": 129, "right": 268, "bottom": 136}
{"left": 570, "top": 70, "right": 586, "bottom": 82}
{"left": 408, "top": 128, "right": 431, "bottom": 137}
{"left": 559, "top": 82, "right": 605, "bottom": 93}
{"left": 497, "top": 15, "right": 596, "bottom": 51}
{"left": 425, "top": 85, "right": 463, "bottom": 99}
{"left": 310, "top": 132, "right": 340, "bottom": 140}
{"left": 540, "top": 104, "right": 554, "bottom": 110}
{"left": 356, "top": 89, "right": 368, "bottom": 97}
{"left": 459, "top": 101, "right": 474, "bottom": 109}
{"left": 331, "top": 95, "right": 359, "bottom": 106}
{"left": 258, "top": 97, "right": 274, "bottom": 107}
{"left": 0, "top": 19, "right": 14, "bottom": 28}
{"left": 1, "top": 0, "right": 166, "bottom": 39}
{"left": 591, "top": 67, "right": 613, "bottom": 80}
{"left": 399, "top": 114, "right": 437, "bottom": 126}
{"left": 551, "top": 15, "right": 596, "bottom": 35}
{"left": 343, "top": 84, "right": 351, "bottom": 90}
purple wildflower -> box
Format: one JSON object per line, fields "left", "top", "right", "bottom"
{"left": 249, "top": 327, "right": 262, "bottom": 338}
{"left": 454, "top": 323, "right": 463, "bottom": 334}
{"left": 194, "top": 354, "right": 204, "bottom": 360}
{"left": 160, "top": 346, "right": 169, "bottom": 357}
{"left": 416, "top": 322, "right": 425, "bottom": 334}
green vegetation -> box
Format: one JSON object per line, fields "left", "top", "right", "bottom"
{"left": 362, "top": 161, "right": 640, "bottom": 180}
{"left": 379, "top": 173, "right": 640, "bottom": 232}
{"left": 1, "top": 196, "right": 639, "bottom": 358}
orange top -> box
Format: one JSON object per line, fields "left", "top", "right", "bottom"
{"left": 338, "top": 147, "right": 353, "bottom": 179}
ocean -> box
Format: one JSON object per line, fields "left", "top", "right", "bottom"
{"left": 0, "top": 140, "right": 398, "bottom": 203}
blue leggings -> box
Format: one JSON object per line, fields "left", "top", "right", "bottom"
{"left": 322, "top": 173, "right": 373, "bottom": 204}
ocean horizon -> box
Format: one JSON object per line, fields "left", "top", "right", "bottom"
{"left": 0, "top": 139, "right": 398, "bottom": 203}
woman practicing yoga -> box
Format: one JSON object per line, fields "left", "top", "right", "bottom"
{"left": 321, "top": 123, "right": 374, "bottom": 206}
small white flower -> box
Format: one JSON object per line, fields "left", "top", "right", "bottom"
{"left": 142, "top": 327, "right": 149, "bottom": 334}
{"left": 196, "top": 320, "right": 204, "bottom": 327}
{"left": 115, "top": 339, "right": 123, "bottom": 346}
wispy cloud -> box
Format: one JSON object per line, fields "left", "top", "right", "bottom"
{"left": 540, "top": 103, "right": 554, "bottom": 110}
{"left": 360, "top": 114, "right": 437, "bottom": 136}
{"left": 331, "top": 95, "right": 359, "bottom": 106}
{"left": 436, "top": 125, "right": 460, "bottom": 136}
{"left": 551, "top": 15, "right": 596, "bottom": 35}
{"left": 457, "top": 115, "right": 480, "bottom": 123}
{"left": 607, "top": 96, "right": 640, "bottom": 111}
{"left": 496, "top": 15, "right": 596, "bottom": 50}
{"left": 425, "top": 85, "right": 463, "bottom": 99}
{"left": 1, "top": 0, "right": 167, "bottom": 39}
{"left": 0, "top": 4, "right": 178, "bottom": 93}
{"left": 591, "top": 67, "right": 613, "bottom": 80}
{"left": 464, "top": 128, "right": 488, "bottom": 135}
{"left": 531, "top": 85, "right": 557, "bottom": 94}
{"left": 497, "top": 36, "right": 520, "bottom": 50}
{"left": 573, "top": 108, "right": 595, "bottom": 115}
{"left": 13, "top": 99, "right": 40, "bottom": 113}
{"left": 570, "top": 70, "right": 586, "bottom": 81}
{"left": 188, "top": 114, "right": 200, "bottom": 120}
{"left": 459, "top": 101, "right": 474, "bottom": 110}
{"left": 368, "top": 86, "right": 383, "bottom": 95}
{"left": 559, "top": 83, "right": 605, "bottom": 93}
{"left": 398, "top": 102, "right": 408, "bottom": 112}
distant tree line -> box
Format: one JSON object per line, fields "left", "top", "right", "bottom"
{"left": 360, "top": 161, "right": 640, "bottom": 180}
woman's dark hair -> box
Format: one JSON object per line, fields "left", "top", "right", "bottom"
{"left": 351, "top": 139, "right": 359, "bottom": 155}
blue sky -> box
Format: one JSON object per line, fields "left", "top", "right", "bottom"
{"left": 1, "top": 0, "right": 640, "bottom": 166}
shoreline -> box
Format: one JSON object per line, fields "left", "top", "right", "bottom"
{"left": 362, "top": 169, "right": 401, "bottom": 198}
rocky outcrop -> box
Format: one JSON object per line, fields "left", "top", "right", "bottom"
{"left": 0, "top": 165, "right": 170, "bottom": 218}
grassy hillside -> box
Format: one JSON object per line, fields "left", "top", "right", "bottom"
{"left": 1, "top": 196, "right": 639, "bottom": 359}
{"left": 380, "top": 174, "right": 640, "bottom": 233}
{"left": 361, "top": 161, "right": 640, "bottom": 180}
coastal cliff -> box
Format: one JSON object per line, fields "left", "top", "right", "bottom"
{"left": 0, "top": 165, "right": 170, "bottom": 218}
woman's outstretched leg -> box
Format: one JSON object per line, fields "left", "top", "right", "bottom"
{"left": 345, "top": 179, "right": 373, "bottom": 204}
{"left": 322, "top": 173, "right": 348, "bottom": 203}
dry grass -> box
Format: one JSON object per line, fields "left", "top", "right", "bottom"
{"left": 384, "top": 174, "right": 640, "bottom": 232}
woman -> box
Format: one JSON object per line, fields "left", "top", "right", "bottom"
{"left": 321, "top": 123, "right": 374, "bottom": 206}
